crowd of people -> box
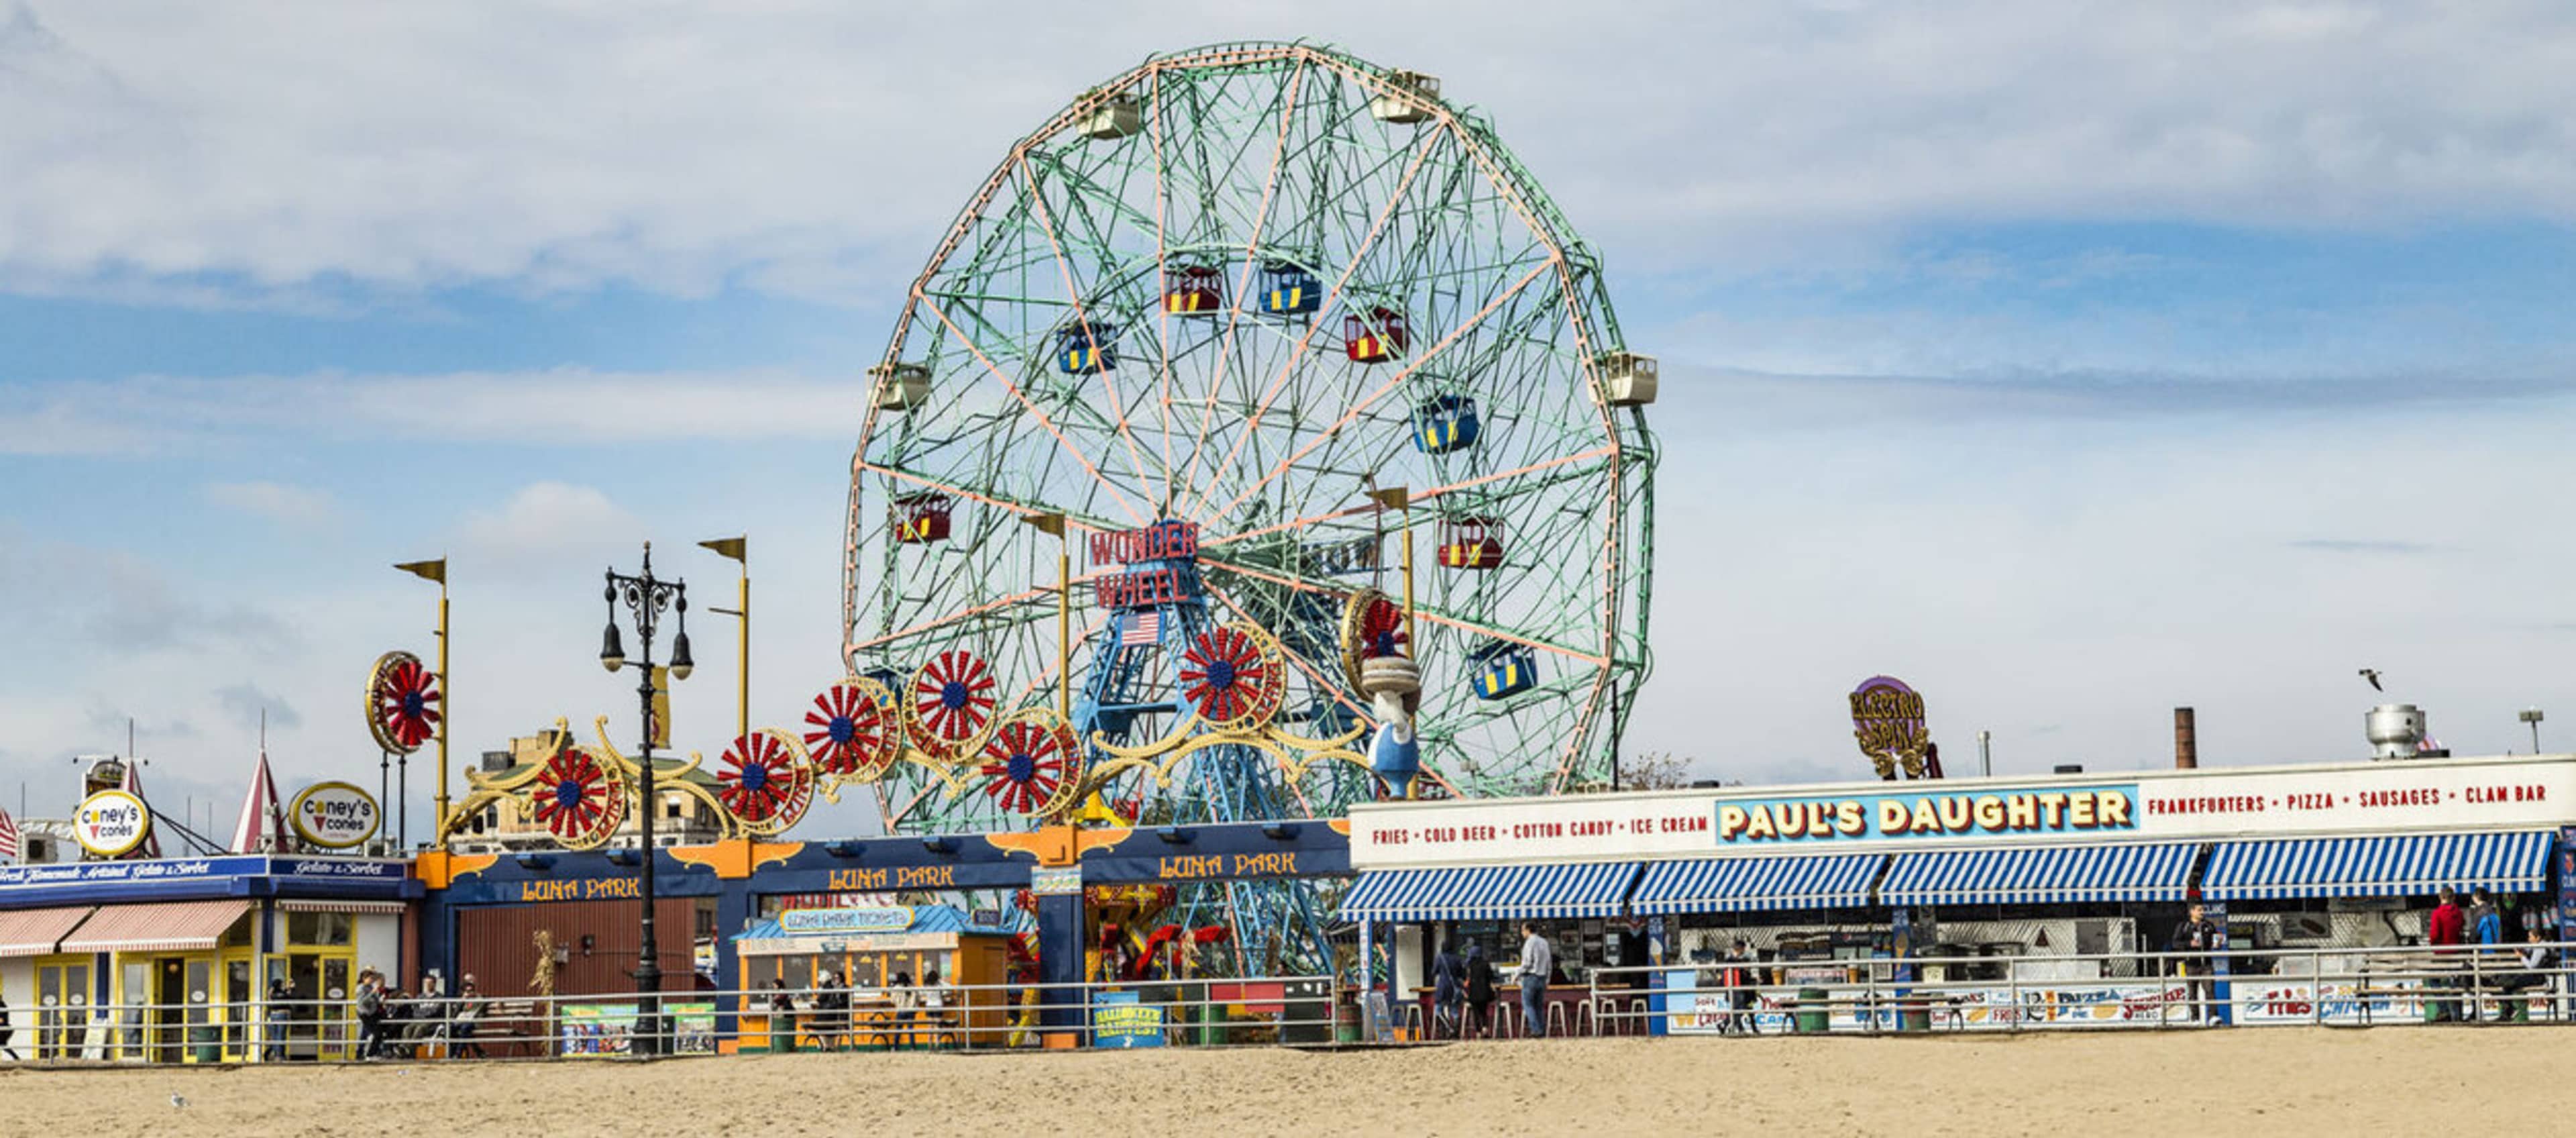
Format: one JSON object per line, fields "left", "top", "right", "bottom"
{"left": 2426, "top": 886, "right": 2557, "bottom": 1022}
{"left": 761, "top": 968, "right": 955, "bottom": 1051}
{"left": 351, "top": 968, "right": 486, "bottom": 1059}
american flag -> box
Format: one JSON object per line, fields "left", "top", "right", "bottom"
{"left": 1120, "top": 610, "right": 1161, "bottom": 647}
{"left": 0, "top": 807, "right": 20, "bottom": 862}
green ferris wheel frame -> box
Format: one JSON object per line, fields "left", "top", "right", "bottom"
{"left": 842, "top": 40, "right": 1657, "bottom": 835}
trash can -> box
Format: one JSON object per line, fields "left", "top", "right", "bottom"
{"left": 1332, "top": 995, "right": 1360, "bottom": 1043}
{"left": 1794, "top": 989, "right": 1830, "bottom": 1034}
{"left": 191, "top": 1026, "right": 221, "bottom": 1064}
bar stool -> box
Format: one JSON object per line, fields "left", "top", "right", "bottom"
{"left": 1402, "top": 1002, "right": 1426, "bottom": 1040}
{"left": 1573, "top": 1000, "right": 1597, "bottom": 1037}
{"left": 1546, "top": 1001, "right": 1570, "bottom": 1039}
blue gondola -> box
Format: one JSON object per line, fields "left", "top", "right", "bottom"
{"left": 1411, "top": 394, "right": 1481, "bottom": 454}
{"left": 1466, "top": 639, "right": 1538, "bottom": 701}
{"left": 1055, "top": 323, "right": 1119, "bottom": 374}
{"left": 1256, "top": 260, "right": 1322, "bottom": 317}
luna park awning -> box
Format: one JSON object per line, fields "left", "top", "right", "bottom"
{"left": 1334, "top": 862, "right": 1644, "bottom": 923}
{"left": 1879, "top": 842, "right": 2201, "bottom": 907}
{"left": 2200, "top": 831, "right": 2554, "bottom": 901}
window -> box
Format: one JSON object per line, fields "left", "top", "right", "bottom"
{"left": 286, "top": 911, "right": 353, "bottom": 946}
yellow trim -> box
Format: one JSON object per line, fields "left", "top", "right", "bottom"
{"left": 412, "top": 850, "right": 498, "bottom": 890}
{"left": 669, "top": 839, "right": 804, "bottom": 878}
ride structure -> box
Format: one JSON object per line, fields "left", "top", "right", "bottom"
{"left": 831, "top": 41, "right": 1658, "bottom": 974}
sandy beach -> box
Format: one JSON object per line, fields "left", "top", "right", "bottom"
{"left": 0, "top": 1029, "right": 2550, "bottom": 1137}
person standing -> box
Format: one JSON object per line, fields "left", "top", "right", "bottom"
{"left": 1430, "top": 940, "right": 1464, "bottom": 1040}
{"left": 261, "top": 977, "right": 294, "bottom": 1062}
{"left": 2428, "top": 886, "right": 2467, "bottom": 1023}
{"left": 1517, "top": 921, "right": 1553, "bottom": 1039}
{"left": 1462, "top": 942, "right": 1496, "bottom": 1039}
{"left": 1723, "top": 939, "right": 1760, "bottom": 1036}
{"left": 2169, "top": 902, "right": 2221, "bottom": 1025}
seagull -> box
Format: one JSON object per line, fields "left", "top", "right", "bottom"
{"left": 2359, "top": 668, "right": 2383, "bottom": 692}
{"left": 170, "top": 1095, "right": 189, "bottom": 1110}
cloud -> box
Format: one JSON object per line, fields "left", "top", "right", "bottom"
{"left": 457, "top": 482, "right": 642, "bottom": 566}
{"left": 212, "top": 682, "right": 302, "bottom": 733}
{"left": 0, "top": 525, "right": 297, "bottom": 658}
{"left": 5, "top": 3, "right": 2576, "bottom": 305}
{"left": 2289, "top": 539, "right": 2438, "bottom": 555}
{"left": 0, "top": 368, "right": 855, "bottom": 455}
{"left": 202, "top": 480, "right": 339, "bottom": 526}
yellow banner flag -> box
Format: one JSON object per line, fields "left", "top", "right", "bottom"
{"left": 647, "top": 666, "right": 673, "bottom": 749}
{"left": 394, "top": 558, "right": 447, "bottom": 584}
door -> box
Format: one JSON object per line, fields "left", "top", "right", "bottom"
{"left": 35, "top": 958, "right": 90, "bottom": 1062}
{"left": 222, "top": 954, "right": 254, "bottom": 1060}
{"left": 153, "top": 957, "right": 187, "bottom": 1064}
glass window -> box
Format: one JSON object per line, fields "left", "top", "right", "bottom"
{"left": 780, "top": 956, "right": 810, "bottom": 992}
{"left": 286, "top": 911, "right": 353, "bottom": 945}
{"left": 847, "top": 954, "right": 882, "bottom": 988}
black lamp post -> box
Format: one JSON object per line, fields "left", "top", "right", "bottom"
{"left": 600, "top": 541, "right": 692, "bottom": 1056}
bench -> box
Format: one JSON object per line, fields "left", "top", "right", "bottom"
{"left": 451, "top": 1000, "right": 548, "bottom": 1057}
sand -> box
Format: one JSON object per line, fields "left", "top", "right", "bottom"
{"left": 0, "top": 1030, "right": 2548, "bottom": 1137}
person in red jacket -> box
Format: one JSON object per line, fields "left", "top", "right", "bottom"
{"left": 2428, "top": 886, "right": 2467, "bottom": 1021}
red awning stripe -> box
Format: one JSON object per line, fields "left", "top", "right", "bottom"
{"left": 0, "top": 906, "right": 96, "bottom": 958}
{"left": 56, "top": 899, "right": 251, "bottom": 954}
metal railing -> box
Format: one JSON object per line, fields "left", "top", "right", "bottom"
{"left": 0, "top": 977, "right": 1343, "bottom": 1066}
{"left": 1572, "top": 941, "right": 2576, "bottom": 1037}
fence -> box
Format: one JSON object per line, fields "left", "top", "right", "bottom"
{"left": 0, "top": 977, "right": 1340, "bottom": 1066}
{"left": 11, "top": 943, "right": 2571, "bottom": 1066}
{"left": 1574, "top": 941, "right": 2576, "bottom": 1038}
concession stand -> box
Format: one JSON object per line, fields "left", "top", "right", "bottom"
{"left": 731, "top": 904, "right": 1019, "bottom": 1051}
{"left": 1341, "top": 753, "right": 2576, "bottom": 1032}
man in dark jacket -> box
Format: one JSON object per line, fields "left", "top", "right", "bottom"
{"left": 2170, "top": 902, "right": 2221, "bottom": 1024}
{"left": 1462, "top": 943, "right": 1497, "bottom": 1039}
{"left": 1430, "top": 941, "right": 1464, "bottom": 1039}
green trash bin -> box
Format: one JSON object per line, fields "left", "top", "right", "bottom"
{"left": 191, "top": 1026, "right": 221, "bottom": 1064}
{"left": 1794, "top": 988, "right": 1830, "bottom": 1034}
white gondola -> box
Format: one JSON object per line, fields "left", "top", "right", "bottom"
{"left": 1599, "top": 351, "right": 1658, "bottom": 407}
{"left": 1077, "top": 92, "right": 1142, "bottom": 140}
{"left": 1371, "top": 70, "right": 1440, "bottom": 124}
{"left": 869, "top": 362, "right": 930, "bottom": 411}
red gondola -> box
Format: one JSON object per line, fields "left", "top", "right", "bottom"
{"left": 1163, "top": 264, "right": 1225, "bottom": 316}
{"left": 894, "top": 492, "right": 953, "bottom": 544}
{"left": 1343, "top": 307, "right": 1409, "bottom": 363}
{"left": 1437, "top": 516, "right": 1504, "bottom": 570}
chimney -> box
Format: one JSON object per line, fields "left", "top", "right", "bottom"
{"left": 2174, "top": 707, "right": 2198, "bottom": 770}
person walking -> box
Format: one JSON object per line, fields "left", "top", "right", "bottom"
{"left": 1517, "top": 921, "right": 1553, "bottom": 1039}
{"left": 1430, "top": 940, "right": 1464, "bottom": 1040}
{"left": 353, "top": 970, "right": 390, "bottom": 1059}
{"left": 1462, "top": 942, "right": 1497, "bottom": 1039}
{"left": 2170, "top": 902, "right": 2222, "bottom": 1025}
{"left": 2429, "top": 886, "right": 2467, "bottom": 1022}
{"left": 1, "top": 982, "right": 17, "bottom": 1062}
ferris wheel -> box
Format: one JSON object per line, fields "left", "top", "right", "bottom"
{"left": 841, "top": 42, "right": 1657, "bottom": 847}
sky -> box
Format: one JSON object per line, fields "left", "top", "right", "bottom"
{"left": 3, "top": 1, "right": 2573, "bottom": 843}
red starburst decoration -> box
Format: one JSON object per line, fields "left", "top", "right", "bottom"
{"left": 803, "top": 680, "right": 894, "bottom": 778}
{"left": 717, "top": 732, "right": 812, "bottom": 827}
{"left": 529, "top": 747, "right": 625, "bottom": 847}
{"left": 910, "top": 650, "right": 997, "bottom": 753}
{"left": 1358, "top": 597, "right": 1407, "bottom": 659}
{"left": 371, "top": 656, "right": 442, "bottom": 753}
{"left": 978, "top": 717, "right": 1081, "bottom": 817}
{"left": 1181, "top": 625, "right": 1280, "bottom": 725}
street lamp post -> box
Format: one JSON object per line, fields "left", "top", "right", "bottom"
{"left": 2521, "top": 709, "right": 2546, "bottom": 754}
{"left": 600, "top": 542, "right": 693, "bottom": 1057}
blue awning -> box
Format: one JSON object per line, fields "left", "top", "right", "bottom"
{"left": 1881, "top": 843, "right": 2200, "bottom": 907}
{"left": 1629, "top": 855, "right": 1884, "bottom": 915}
{"left": 2201, "top": 831, "right": 2555, "bottom": 901}
{"left": 1335, "top": 862, "right": 1643, "bottom": 923}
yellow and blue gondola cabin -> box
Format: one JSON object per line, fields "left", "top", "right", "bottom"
{"left": 1055, "top": 323, "right": 1120, "bottom": 374}
{"left": 892, "top": 493, "right": 953, "bottom": 544}
{"left": 1467, "top": 641, "right": 1538, "bottom": 700}
{"left": 1257, "top": 261, "right": 1322, "bottom": 316}
{"left": 1343, "top": 307, "right": 1409, "bottom": 364}
{"left": 1412, "top": 394, "right": 1481, "bottom": 454}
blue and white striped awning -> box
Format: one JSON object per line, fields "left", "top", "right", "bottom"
{"left": 1629, "top": 855, "right": 1884, "bottom": 915}
{"left": 1880, "top": 843, "right": 2200, "bottom": 907}
{"left": 1335, "top": 862, "right": 1644, "bottom": 923}
{"left": 2201, "top": 831, "right": 2555, "bottom": 901}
